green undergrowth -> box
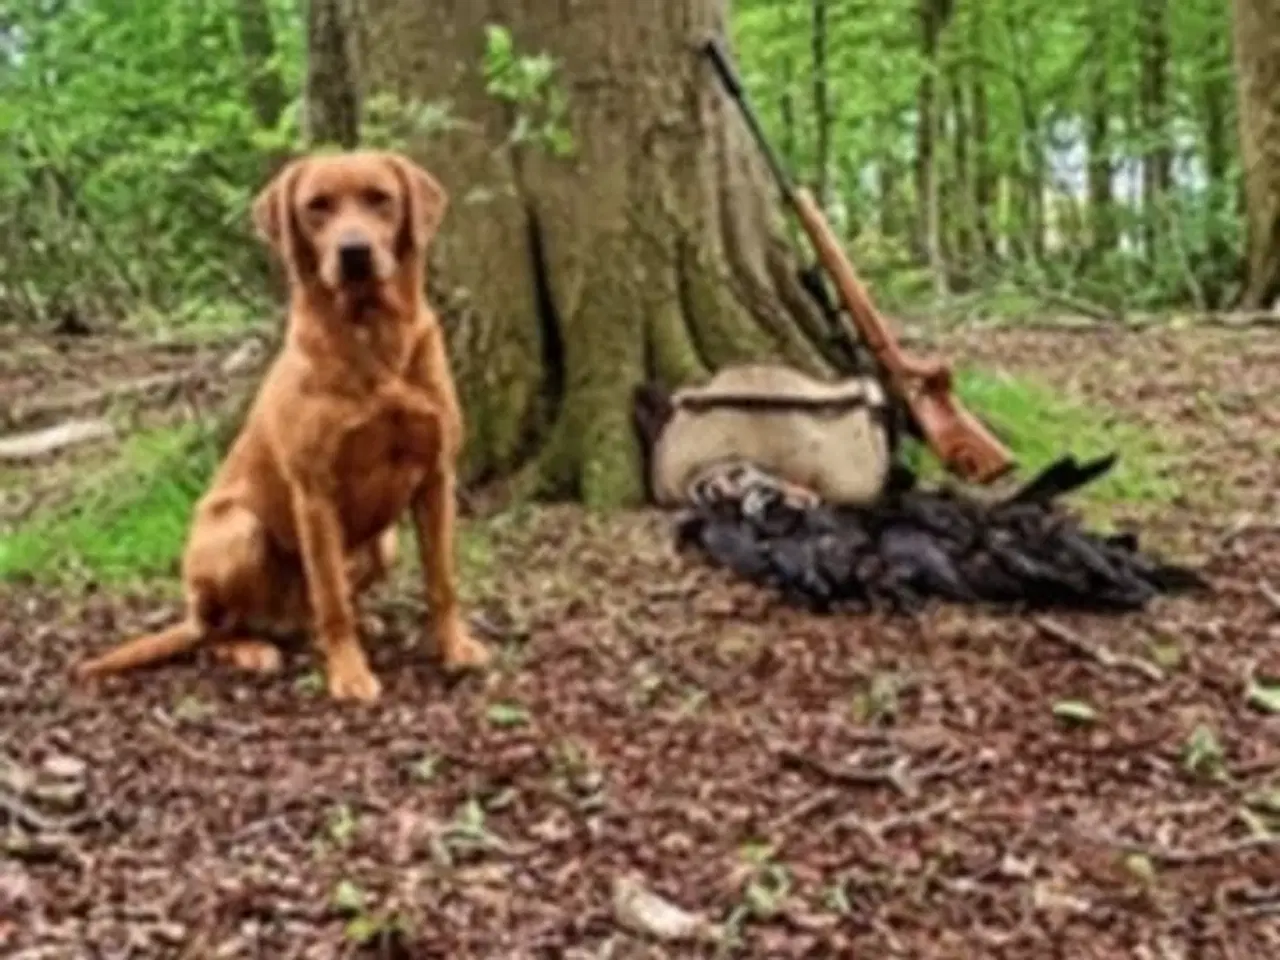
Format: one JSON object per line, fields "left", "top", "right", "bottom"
{"left": 0, "top": 424, "right": 215, "bottom": 586}
{"left": 906, "top": 367, "right": 1181, "bottom": 514}
{"left": 0, "top": 422, "right": 504, "bottom": 591}
{"left": 0, "top": 366, "right": 1177, "bottom": 586}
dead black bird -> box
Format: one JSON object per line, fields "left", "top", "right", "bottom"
{"left": 674, "top": 454, "right": 1207, "bottom": 615}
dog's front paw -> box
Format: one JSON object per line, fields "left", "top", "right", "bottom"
{"left": 436, "top": 620, "right": 492, "bottom": 674}
{"left": 325, "top": 648, "right": 382, "bottom": 702}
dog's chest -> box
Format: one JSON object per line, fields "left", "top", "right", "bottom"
{"left": 336, "top": 406, "right": 432, "bottom": 545}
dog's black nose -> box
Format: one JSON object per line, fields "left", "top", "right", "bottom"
{"left": 337, "top": 237, "right": 373, "bottom": 281}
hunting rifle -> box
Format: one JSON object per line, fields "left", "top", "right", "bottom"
{"left": 700, "top": 37, "right": 1016, "bottom": 485}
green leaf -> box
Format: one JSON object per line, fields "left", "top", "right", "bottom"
{"left": 1245, "top": 788, "right": 1280, "bottom": 816}
{"left": 1239, "top": 807, "right": 1273, "bottom": 839}
{"left": 1247, "top": 680, "right": 1280, "bottom": 714}
{"left": 409, "top": 752, "right": 439, "bottom": 783}
{"left": 1122, "top": 852, "right": 1157, "bottom": 885}
{"left": 485, "top": 702, "right": 529, "bottom": 728}
{"left": 344, "top": 914, "right": 382, "bottom": 944}
{"left": 1052, "top": 699, "right": 1099, "bottom": 725}
{"left": 332, "top": 879, "right": 366, "bottom": 916}
{"left": 1182, "top": 723, "right": 1225, "bottom": 778}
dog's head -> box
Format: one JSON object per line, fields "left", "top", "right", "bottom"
{"left": 251, "top": 149, "right": 447, "bottom": 307}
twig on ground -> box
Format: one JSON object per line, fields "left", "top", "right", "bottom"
{"left": 6, "top": 370, "right": 206, "bottom": 428}
{"left": 761, "top": 787, "right": 843, "bottom": 835}
{"left": 774, "top": 746, "right": 916, "bottom": 795}
{"left": 1085, "top": 829, "right": 1280, "bottom": 866}
{"left": 1227, "top": 893, "right": 1280, "bottom": 918}
{"left": 1034, "top": 288, "right": 1120, "bottom": 323}
{"left": 773, "top": 743, "right": 972, "bottom": 800}
{"left": 0, "top": 418, "right": 115, "bottom": 462}
{"left": 1033, "top": 616, "right": 1165, "bottom": 683}
{"left": 1231, "top": 754, "right": 1280, "bottom": 780}
{"left": 1203, "top": 310, "right": 1280, "bottom": 329}
{"left": 1217, "top": 515, "right": 1280, "bottom": 551}
{"left": 835, "top": 797, "right": 958, "bottom": 847}
{"left": 0, "top": 788, "right": 96, "bottom": 834}
{"left": 1257, "top": 580, "right": 1280, "bottom": 614}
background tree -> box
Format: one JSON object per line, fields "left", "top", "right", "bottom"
{"left": 1229, "top": 0, "right": 1280, "bottom": 308}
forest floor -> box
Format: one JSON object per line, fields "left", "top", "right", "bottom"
{"left": 2, "top": 321, "right": 1279, "bottom": 958}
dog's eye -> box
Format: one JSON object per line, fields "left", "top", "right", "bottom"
{"left": 304, "top": 194, "right": 333, "bottom": 215}
{"left": 362, "top": 187, "right": 393, "bottom": 209}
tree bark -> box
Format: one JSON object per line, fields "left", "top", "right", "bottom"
{"left": 914, "top": 0, "right": 954, "bottom": 296}
{"left": 1138, "top": 0, "right": 1171, "bottom": 260}
{"left": 360, "top": 0, "right": 831, "bottom": 506}
{"left": 1200, "top": 21, "right": 1235, "bottom": 305}
{"left": 1085, "top": 0, "right": 1115, "bottom": 262}
{"left": 968, "top": 1, "right": 995, "bottom": 261}
{"left": 948, "top": 66, "right": 972, "bottom": 273}
{"left": 1231, "top": 0, "right": 1280, "bottom": 308}
{"left": 306, "top": 0, "right": 362, "bottom": 148}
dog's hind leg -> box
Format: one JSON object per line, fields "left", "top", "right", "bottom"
{"left": 74, "top": 501, "right": 284, "bottom": 681}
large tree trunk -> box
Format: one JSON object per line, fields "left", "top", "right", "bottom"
{"left": 1230, "top": 0, "right": 1280, "bottom": 309}
{"left": 361, "top": 0, "right": 830, "bottom": 506}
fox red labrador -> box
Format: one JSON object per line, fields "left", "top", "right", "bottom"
{"left": 74, "top": 149, "right": 490, "bottom": 701}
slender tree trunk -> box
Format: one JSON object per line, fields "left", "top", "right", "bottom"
{"left": 837, "top": 152, "right": 862, "bottom": 239}
{"left": 915, "top": 0, "right": 954, "bottom": 295}
{"left": 306, "top": 0, "right": 362, "bottom": 148}
{"left": 969, "top": 2, "right": 995, "bottom": 261}
{"left": 949, "top": 68, "right": 972, "bottom": 272}
{"left": 1085, "top": 0, "right": 1115, "bottom": 262}
{"left": 235, "top": 0, "right": 289, "bottom": 131}
{"left": 878, "top": 153, "right": 902, "bottom": 240}
{"left": 1004, "top": 9, "right": 1043, "bottom": 263}
{"left": 810, "top": 0, "right": 831, "bottom": 211}
{"left": 780, "top": 55, "right": 797, "bottom": 169}
{"left": 1230, "top": 0, "right": 1280, "bottom": 308}
{"left": 1138, "top": 0, "right": 1171, "bottom": 260}
{"left": 360, "top": 0, "right": 832, "bottom": 505}
{"left": 1200, "top": 29, "right": 1234, "bottom": 304}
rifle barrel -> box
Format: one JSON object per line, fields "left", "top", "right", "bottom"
{"left": 700, "top": 38, "right": 795, "bottom": 200}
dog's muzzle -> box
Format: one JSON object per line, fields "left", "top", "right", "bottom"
{"left": 337, "top": 234, "right": 374, "bottom": 283}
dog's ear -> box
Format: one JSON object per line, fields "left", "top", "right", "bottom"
{"left": 251, "top": 158, "right": 305, "bottom": 254}
{"left": 386, "top": 153, "right": 448, "bottom": 255}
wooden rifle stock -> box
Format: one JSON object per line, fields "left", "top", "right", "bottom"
{"left": 789, "top": 189, "right": 1015, "bottom": 484}
{"left": 700, "top": 35, "right": 1015, "bottom": 484}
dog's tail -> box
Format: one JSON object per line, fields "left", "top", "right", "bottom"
{"left": 73, "top": 620, "right": 204, "bottom": 680}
